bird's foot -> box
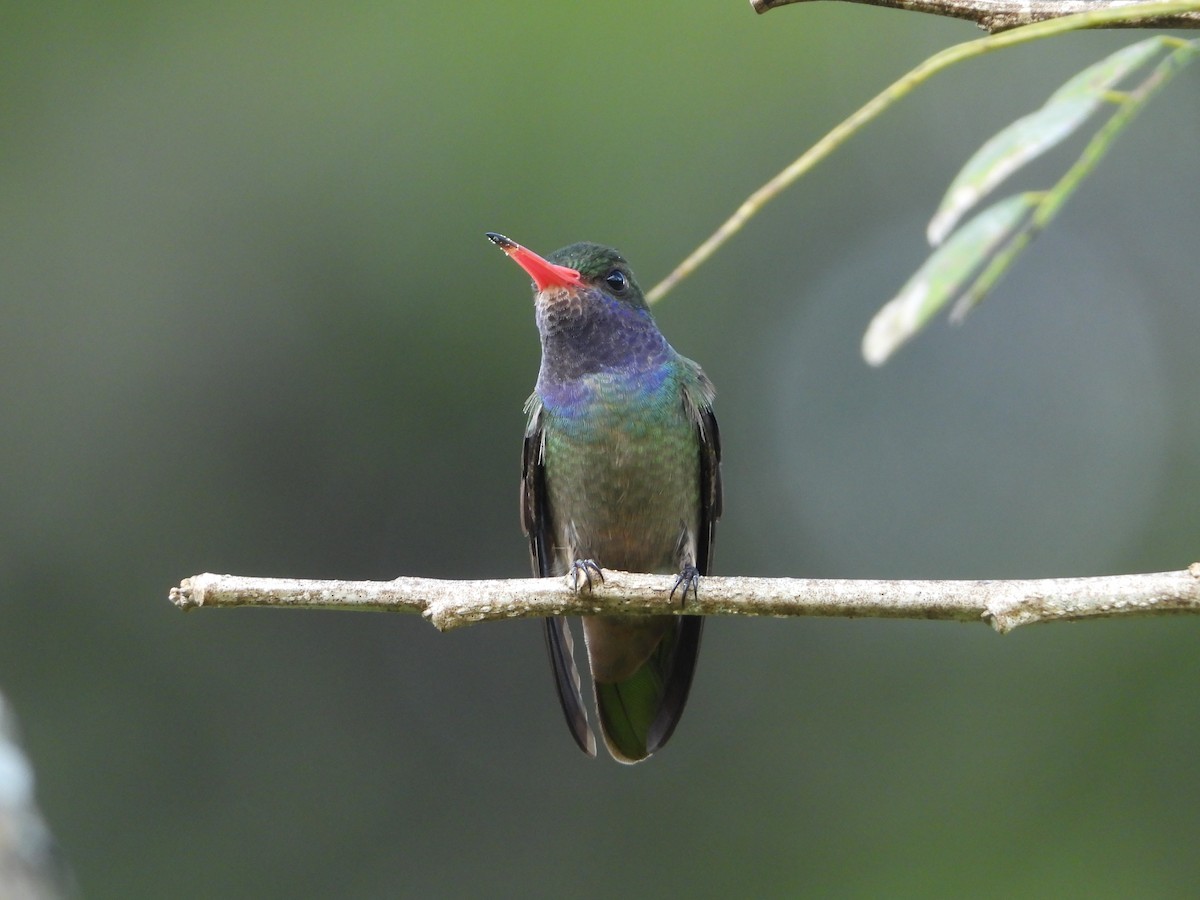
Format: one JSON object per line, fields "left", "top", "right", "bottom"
{"left": 568, "top": 559, "right": 604, "bottom": 593}
{"left": 670, "top": 564, "right": 701, "bottom": 606}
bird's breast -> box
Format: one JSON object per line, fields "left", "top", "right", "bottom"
{"left": 539, "top": 368, "right": 700, "bottom": 574}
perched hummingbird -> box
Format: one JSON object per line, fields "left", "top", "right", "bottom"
{"left": 487, "top": 232, "right": 722, "bottom": 763}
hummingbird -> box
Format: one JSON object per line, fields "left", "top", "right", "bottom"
{"left": 487, "top": 232, "right": 722, "bottom": 763}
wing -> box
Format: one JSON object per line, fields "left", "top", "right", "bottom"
{"left": 522, "top": 402, "right": 596, "bottom": 757}
{"left": 519, "top": 414, "right": 551, "bottom": 578}
{"left": 679, "top": 367, "right": 722, "bottom": 575}
{"left": 695, "top": 404, "right": 722, "bottom": 576}
{"left": 646, "top": 380, "right": 722, "bottom": 755}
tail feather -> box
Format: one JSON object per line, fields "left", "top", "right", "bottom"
{"left": 647, "top": 615, "right": 704, "bottom": 753}
{"left": 594, "top": 616, "right": 704, "bottom": 763}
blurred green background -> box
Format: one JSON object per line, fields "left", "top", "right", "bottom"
{"left": 2, "top": 2, "right": 1198, "bottom": 897}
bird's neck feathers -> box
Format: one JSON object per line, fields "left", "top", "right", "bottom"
{"left": 535, "top": 286, "right": 672, "bottom": 384}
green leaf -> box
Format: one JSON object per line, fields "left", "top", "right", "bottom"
{"left": 866, "top": 36, "right": 1199, "bottom": 366}
{"left": 863, "top": 193, "right": 1038, "bottom": 366}
{"left": 1047, "top": 35, "right": 1172, "bottom": 103}
{"left": 927, "top": 37, "right": 1171, "bottom": 246}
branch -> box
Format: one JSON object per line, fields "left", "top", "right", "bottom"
{"left": 169, "top": 564, "right": 1200, "bottom": 635}
{"left": 751, "top": 0, "right": 1200, "bottom": 32}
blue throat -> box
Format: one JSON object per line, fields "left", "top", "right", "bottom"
{"left": 535, "top": 289, "right": 674, "bottom": 416}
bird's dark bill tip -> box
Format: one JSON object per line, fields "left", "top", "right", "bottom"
{"left": 485, "top": 232, "right": 516, "bottom": 250}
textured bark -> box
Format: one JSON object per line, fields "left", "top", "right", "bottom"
{"left": 171, "top": 564, "right": 1200, "bottom": 635}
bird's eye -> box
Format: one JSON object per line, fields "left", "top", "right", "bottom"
{"left": 604, "top": 269, "right": 627, "bottom": 293}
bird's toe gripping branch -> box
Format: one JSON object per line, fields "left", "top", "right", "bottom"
{"left": 568, "top": 559, "right": 605, "bottom": 592}
{"left": 670, "top": 564, "right": 701, "bottom": 606}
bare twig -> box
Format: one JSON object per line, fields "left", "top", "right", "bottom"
{"left": 170, "top": 564, "right": 1200, "bottom": 636}
{"left": 751, "top": 0, "right": 1200, "bottom": 33}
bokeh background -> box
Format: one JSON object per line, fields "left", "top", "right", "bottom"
{"left": 2, "top": 2, "right": 1198, "bottom": 897}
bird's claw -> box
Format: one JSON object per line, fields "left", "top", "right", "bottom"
{"left": 670, "top": 564, "right": 701, "bottom": 606}
{"left": 568, "top": 559, "right": 604, "bottom": 593}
